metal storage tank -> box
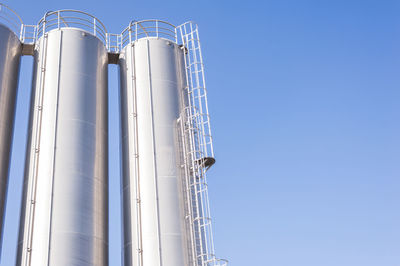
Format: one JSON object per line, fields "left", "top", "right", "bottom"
{"left": 0, "top": 3, "right": 22, "bottom": 253}
{"left": 118, "top": 20, "right": 227, "bottom": 266}
{"left": 17, "top": 10, "right": 109, "bottom": 266}
{"left": 118, "top": 20, "right": 190, "bottom": 266}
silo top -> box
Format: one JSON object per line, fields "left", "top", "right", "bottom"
{"left": 36, "top": 10, "right": 108, "bottom": 46}
{"left": 119, "top": 20, "right": 203, "bottom": 53}
{"left": 120, "top": 20, "right": 178, "bottom": 47}
{"left": 0, "top": 3, "right": 23, "bottom": 36}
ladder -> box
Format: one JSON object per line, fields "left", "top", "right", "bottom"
{"left": 177, "top": 22, "right": 228, "bottom": 266}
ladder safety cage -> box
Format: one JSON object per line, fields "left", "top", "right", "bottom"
{"left": 0, "top": 3, "right": 23, "bottom": 36}
{"left": 176, "top": 21, "right": 227, "bottom": 266}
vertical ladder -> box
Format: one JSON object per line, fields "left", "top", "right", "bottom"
{"left": 22, "top": 28, "right": 49, "bottom": 266}
{"left": 177, "top": 22, "right": 228, "bottom": 266}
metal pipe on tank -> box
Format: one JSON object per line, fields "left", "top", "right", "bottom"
{"left": 0, "top": 3, "right": 22, "bottom": 255}
{"left": 119, "top": 21, "right": 190, "bottom": 266}
{"left": 17, "top": 10, "right": 109, "bottom": 266}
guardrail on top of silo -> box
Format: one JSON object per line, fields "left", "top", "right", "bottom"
{"left": 120, "top": 20, "right": 177, "bottom": 48}
{"left": 20, "top": 24, "right": 36, "bottom": 44}
{"left": 0, "top": 3, "right": 23, "bottom": 36}
{"left": 36, "top": 10, "right": 108, "bottom": 46}
{"left": 107, "top": 32, "right": 122, "bottom": 53}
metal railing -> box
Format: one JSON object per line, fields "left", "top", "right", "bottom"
{"left": 107, "top": 33, "right": 121, "bottom": 53}
{"left": 20, "top": 24, "right": 36, "bottom": 44}
{"left": 36, "top": 10, "right": 108, "bottom": 45}
{"left": 0, "top": 3, "right": 23, "bottom": 35}
{"left": 120, "top": 19, "right": 177, "bottom": 48}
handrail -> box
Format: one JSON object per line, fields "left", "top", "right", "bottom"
{"left": 0, "top": 3, "right": 23, "bottom": 36}
{"left": 0, "top": 7, "right": 201, "bottom": 53}
{"left": 36, "top": 10, "right": 108, "bottom": 46}
{"left": 120, "top": 19, "right": 178, "bottom": 48}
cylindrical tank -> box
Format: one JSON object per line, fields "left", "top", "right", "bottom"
{"left": 0, "top": 4, "right": 22, "bottom": 254}
{"left": 17, "top": 11, "right": 108, "bottom": 266}
{"left": 119, "top": 23, "right": 190, "bottom": 265}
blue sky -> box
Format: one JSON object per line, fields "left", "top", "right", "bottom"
{"left": 1, "top": 0, "right": 399, "bottom": 265}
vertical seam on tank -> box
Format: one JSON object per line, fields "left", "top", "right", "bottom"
{"left": 23, "top": 32, "right": 49, "bottom": 266}
{"left": 178, "top": 35, "right": 195, "bottom": 266}
{"left": 176, "top": 44, "right": 194, "bottom": 266}
{"left": 46, "top": 30, "right": 63, "bottom": 266}
{"left": 130, "top": 41, "right": 143, "bottom": 266}
{"left": 145, "top": 39, "right": 163, "bottom": 266}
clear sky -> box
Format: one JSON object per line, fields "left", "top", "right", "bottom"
{"left": 0, "top": 0, "right": 399, "bottom": 265}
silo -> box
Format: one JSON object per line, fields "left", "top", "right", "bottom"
{"left": 0, "top": 3, "right": 22, "bottom": 253}
{"left": 119, "top": 20, "right": 190, "bottom": 266}
{"left": 119, "top": 20, "right": 227, "bottom": 266}
{"left": 17, "top": 10, "right": 109, "bottom": 266}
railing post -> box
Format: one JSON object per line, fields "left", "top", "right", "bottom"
{"left": 20, "top": 24, "right": 24, "bottom": 41}
{"left": 156, "top": 20, "right": 159, "bottom": 38}
{"left": 43, "top": 14, "right": 46, "bottom": 36}
{"left": 93, "top": 17, "right": 96, "bottom": 36}
{"left": 135, "top": 22, "right": 138, "bottom": 41}
{"left": 129, "top": 21, "right": 132, "bottom": 45}
{"left": 57, "top": 11, "right": 60, "bottom": 29}
{"left": 174, "top": 27, "right": 177, "bottom": 44}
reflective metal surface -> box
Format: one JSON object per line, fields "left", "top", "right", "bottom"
{"left": 0, "top": 23, "right": 21, "bottom": 252}
{"left": 17, "top": 28, "right": 108, "bottom": 266}
{"left": 119, "top": 37, "right": 189, "bottom": 266}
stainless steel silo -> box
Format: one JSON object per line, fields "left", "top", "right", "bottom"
{"left": 0, "top": 3, "right": 22, "bottom": 253}
{"left": 17, "top": 11, "right": 109, "bottom": 266}
{"left": 118, "top": 21, "right": 190, "bottom": 266}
